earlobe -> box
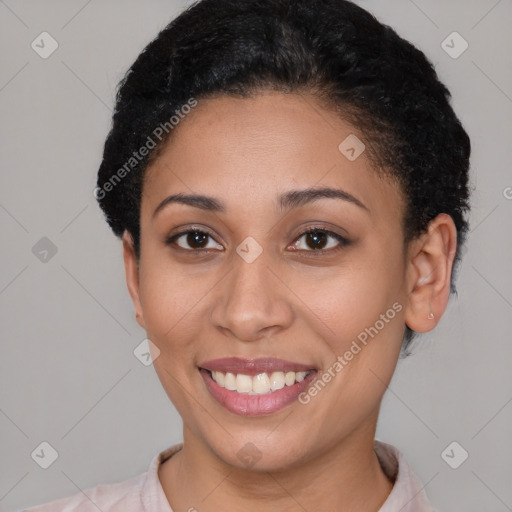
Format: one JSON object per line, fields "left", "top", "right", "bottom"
{"left": 404, "top": 214, "right": 457, "bottom": 333}
{"left": 122, "top": 231, "right": 146, "bottom": 329}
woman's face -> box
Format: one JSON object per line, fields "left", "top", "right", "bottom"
{"left": 126, "top": 92, "right": 415, "bottom": 470}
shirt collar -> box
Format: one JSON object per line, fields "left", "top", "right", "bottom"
{"left": 374, "top": 439, "right": 439, "bottom": 511}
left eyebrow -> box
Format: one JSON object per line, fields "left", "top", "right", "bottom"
{"left": 152, "top": 186, "right": 369, "bottom": 219}
{"left": 278, "top": 186, "right": 369, "bottom": 213}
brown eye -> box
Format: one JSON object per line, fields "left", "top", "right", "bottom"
{"left": 166, "top": 230, "right": 223, "bottom": 251}
{"left": 184, "top": 231, "right": 209, "bottom": 249}
{"left": 305, "top": 231, "right": 328, "bottom": 250}
{"left": 291, "top": 228, "right": 349, "bottom": 253}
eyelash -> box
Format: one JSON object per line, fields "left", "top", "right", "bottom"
{"left": 165, "top": 226, "right": 350, "bottom": 256}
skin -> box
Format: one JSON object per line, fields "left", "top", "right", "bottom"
{"left": 122, "top": 91, "right": 457, "bottom": 511}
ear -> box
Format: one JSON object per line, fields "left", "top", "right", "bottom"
{"left": 404, "top": 213, "right": 458, "bottom": 333}
{"left": 122, "top": 231, "right": 146, "bottom": 330}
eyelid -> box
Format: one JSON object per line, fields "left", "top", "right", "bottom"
{"left": 288, "top": 226, "right": 350, "bottom": 254}
{"left": 165, "top": 224, "right": 350, "bottom": 254}
{"left": 165, "top": 225, "right": 223, "bottom": 251}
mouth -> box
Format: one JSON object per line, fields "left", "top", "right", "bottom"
{"left": 201, "top": 367, "right": 315, "bottom": 394}
{"left": 198, "top": 357, "right": 318, "bottom": 416}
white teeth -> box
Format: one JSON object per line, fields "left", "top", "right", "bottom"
{"left": 269, "top": 371, "right": 285, "bottom": 391}
{"left": 208, "top": 369, "right": 312, "bottom": 395}
{"left": 253, "top": 373, "right": 271, "bottom": 394}
{"left": 224, "top": 372, "right": 237, "bottom": 391}
{"left": 213, "top": 371, "right": 225, "bottom": 387}
{"left": 236, "top": 374, "right": 253, "bottom": 393}
{"left": 284, "top": 371, "right": 296, "bottom": 386}
{"left": 295, "top": 371, "right": 307, "bottom": 382}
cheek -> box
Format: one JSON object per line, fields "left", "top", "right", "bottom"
{"left": 137, "top": 261, "right": 202, "bottom": 354}
{"left": 296, "top": 251, "right": 404, "bottom": 344}
{"left": 296, "top": 251, "right": 406, "bottom": 409}
{"left": 326, "top": 256, "right": 405, "bottom": 391}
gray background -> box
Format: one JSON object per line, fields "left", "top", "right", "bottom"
{"left": 1, "top": 1, "right": 511, "bottom": 510}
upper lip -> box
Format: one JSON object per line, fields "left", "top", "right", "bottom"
{"left": 199, "top": 357, "right": 317, "bottom": 376}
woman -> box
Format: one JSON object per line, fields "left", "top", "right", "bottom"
{"left": 26, "top": 0, "right": 470, "bottom": 510}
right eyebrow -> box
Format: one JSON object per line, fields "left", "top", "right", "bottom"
{"left": 152, "top": 193, "right": 225, "bottom": 219}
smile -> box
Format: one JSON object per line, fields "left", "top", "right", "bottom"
{"left": 198, "top": 357, "right": 318, "bottom": 416}
{"left": 208, "top": 369, "right": 313, "bottom": 394}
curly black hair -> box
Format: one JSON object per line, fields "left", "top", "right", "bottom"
{"left": 95, "top": 0, "right": 471, "bottom": 351}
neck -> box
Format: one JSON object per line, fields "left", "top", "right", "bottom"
{"left": 159, "top": 415, "right": 393, "bottom": 511}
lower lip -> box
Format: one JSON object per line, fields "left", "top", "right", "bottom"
{"left": 199, "top": 368, "right": 317, "bottom": 416}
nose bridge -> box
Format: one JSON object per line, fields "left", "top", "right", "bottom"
{"left": 210, "top": 246, "right": 293, "bottom": 341}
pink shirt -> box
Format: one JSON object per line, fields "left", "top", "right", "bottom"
{"left": 22, "top": 440, "right": 439, "bottom": 511}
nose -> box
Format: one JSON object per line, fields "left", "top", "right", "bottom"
{"left": 209, "top": 249, "right": 294, "bottom": 342}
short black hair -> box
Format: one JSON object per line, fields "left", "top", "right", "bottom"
{"left": 96, "top": 0, "right": 471, "bottom": 351}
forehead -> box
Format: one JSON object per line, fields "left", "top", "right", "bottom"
{"left": 142, "top": 92, "right": 403, "bottom": 221}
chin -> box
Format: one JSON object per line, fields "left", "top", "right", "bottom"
{"left": 204, "top": 432, "right": 312, "bottom": 473}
